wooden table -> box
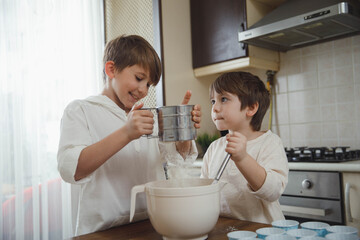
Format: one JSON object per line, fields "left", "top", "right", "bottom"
{"left": 68, "top": 217, "right": 270, "bottom": 239}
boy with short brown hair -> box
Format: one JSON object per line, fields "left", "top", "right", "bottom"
{"left": 58, "top": 35, "right": 201, "bottom": 235}
{"left": 201, "top": 71, "right": 288, "bottom": 224}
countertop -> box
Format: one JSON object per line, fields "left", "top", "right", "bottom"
{"left": 194, "top": 159, "right": 360, "bottom": 173}
{"left": 67, "top": 217, "right": 270, "bottom": 240}
{"left": 288, "top": 160, "right": 360, "bottom": 172}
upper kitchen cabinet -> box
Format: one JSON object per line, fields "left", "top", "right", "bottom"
{"left": 190, "top": 0, "right": 281, "bottom": 78}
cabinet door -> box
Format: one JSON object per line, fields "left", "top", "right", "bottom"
{"left": 343, "top": 173, "right": 360, "bottom": 230}
{"left": 190, "top": 0, "right": 247, "bottom": 68}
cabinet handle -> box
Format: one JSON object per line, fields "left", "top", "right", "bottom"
{"left": 240, "top": 22, "right": 247, "bottom": 50}
{"left": 280, "top": 205, "right": 328, "bottom": 217}
{"left": 345, "top": 183, "right": 353, "bottom": 222}
{"left": 240, "top": 22, "right": 246, "bottom": 31}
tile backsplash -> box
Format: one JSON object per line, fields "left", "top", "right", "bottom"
{"left": 272, "top": 35, "right": 360, "bottom": 149}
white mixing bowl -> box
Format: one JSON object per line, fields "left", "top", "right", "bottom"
{"left": 130, "top": 178, "right": 224, "bottom": 240}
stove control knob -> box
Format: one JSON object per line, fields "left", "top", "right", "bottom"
{"left": 302, "top": 179, "right": 312, "bottom": 189}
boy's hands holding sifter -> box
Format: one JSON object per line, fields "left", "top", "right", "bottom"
{"left": 225, "top": 131, "right": 248, "bottom": 163}
{"left": 175, "top": 90, "right": 202, "bottom": 158}
{"left": 181, "top": 90, "right": 201, "bottom": 128}
{"left": 125, "top": 102, "right": 154, "bottom": 141}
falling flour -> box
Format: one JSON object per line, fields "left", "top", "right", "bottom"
{"left": 162, "top": 151, "right": 200, "bottom": 180}
{"left": 165, "top": 162, "right": 199, "bottom": 180}
{"left": 226, "top": 226, "right": 238, "bottom": 232}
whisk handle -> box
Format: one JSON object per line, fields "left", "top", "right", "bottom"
{"left": 214, "top": 153, "right": 231, "bottom": 182}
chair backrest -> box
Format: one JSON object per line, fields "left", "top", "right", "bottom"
{"left": 2, "top": 178, "right": 63, "bottom": 239}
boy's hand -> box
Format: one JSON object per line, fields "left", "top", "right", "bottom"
{"left": 225, "top": 131, "right": 248, "bottom": 162}
{"left": 125, "top": 103, "right": 154, "bottom": 140}
{"left": 181, "top": 90, "right": 201, "bottom": 129}
{"left": 175, "top": 90, "right": 202, "bottom": 159}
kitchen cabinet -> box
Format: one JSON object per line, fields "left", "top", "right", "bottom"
{"left": 190, "top": 0, "right": 247, "bottom": 69}
{"left": 253, "top": 0, "right": 286, "bottom": 8}
{"left": 342, "top": 173, "right": 360, "bottom": 230}
{"left": 190, "top": 0, "right": 280, "bottom": 78}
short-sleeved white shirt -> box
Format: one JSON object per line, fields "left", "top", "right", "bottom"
{"left": 57, "top": 95, "right": 197, "bottom": 236}
{"left": 201, "top": 130, "right": 288, "bottom": 224}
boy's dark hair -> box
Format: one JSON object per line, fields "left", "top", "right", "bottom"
{"left": 103, "top": 35, "right": 162, "bottom": 85}
{"left": 210, "top": 71, "right": 270, "bottom": 131}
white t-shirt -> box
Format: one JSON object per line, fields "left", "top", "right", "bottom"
{"left": 57, "top": 95, "right": 197, "bottom": 236}
{"left": 201, "top": 130, "right": 288, "bottom": 224}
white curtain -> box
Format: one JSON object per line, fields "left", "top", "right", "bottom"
{"left": 0, "top": 0, "right": 104, "bottom": 239}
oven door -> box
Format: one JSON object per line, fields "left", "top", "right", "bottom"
{"left": 280, "top": 170, "right": 345, "bottom": 225}
{"left": 279, "top": 196, "right": 344, "bottom": 224}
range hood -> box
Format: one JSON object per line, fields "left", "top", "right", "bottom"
{"left": 238, "top": 0, "right": 360, "bottom": 52}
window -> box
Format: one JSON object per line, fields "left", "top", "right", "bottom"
{"left": 104, "top": 0, "right": 163, "bottom": 107}
{"left": 0, "top": 1, "right": 104, "bottom": 239}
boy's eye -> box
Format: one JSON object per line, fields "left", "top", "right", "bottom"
{"left": 210, "top": 99, "right": 215, "bottom": 105}
{"left": 136, "top": 76, "right": 143, "bottom": 81}
{"left": 221, "top": 97, "right": 228, "bottom": 102}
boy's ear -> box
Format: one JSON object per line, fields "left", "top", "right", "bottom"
{"left": 104, "top": 61, "right": 116, "bottom": 79}
{"left": 246, "top": 102, "right": 259, "bottom": 117}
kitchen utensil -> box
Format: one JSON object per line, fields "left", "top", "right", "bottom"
{"left": 212, "top": 153, "right": 231, "bottom": 184}
{"left": 265, "top": 235, "right": 296, "bottom": 240}
{"left": 325, "top": 233, "right": 359, "bottom": 240}
{"left": 256, "top": 227, "right": 286, "bottom": 239}
{"left": 227, "top": 230, "right": 257, "bottom": 239}
{"left": 326, "top": 225, "right": 358, "bottom": 235}
{"left": 300, "top": 222, "right": 330, "bottom": 237}
{"left": 272, "top": 219, "right": 299, "bottom": 231}
{"left": 144, "top": 105, "right": 196, "bottom": 142}
{"left": 298, "top": 237, "right": 326, "bottom": 240}
{"left": 287, "top": 229, "right": 317, "bottom": 239}
{"left": 129, "top": 178, "right": 225, "bottom": 240}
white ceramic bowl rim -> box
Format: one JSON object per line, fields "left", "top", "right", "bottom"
{"left": 300, "top": 221, "right": 330, "bottom": 229}
{"left": 272, "top": 219, "right": 299, "bottom": 227}
{"left": 326, "top": 225, "right": 358, "bottom": 234}
{"left": 287, "top": 228, "right": 317, "bottom": 237}
{"left": 227, "top": 230, "right": 257, "bottom": 238}
{"left": 299, "top": 237, "right": 326, "bottom": 240}
{"left": 325, "top": 233, "right": 359, "bottom": 240}
{"left": 256, "top": 227, "right": 286, "bottom": 234}
{"left": 266, "top": 235, "right": 297, "bottom": 240}
{"left": 145, "top": 178, "right": 223, "bottom": 196}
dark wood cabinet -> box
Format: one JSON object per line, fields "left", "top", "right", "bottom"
{"left": 189, "top": 0, "right": 279, "bottom": 77}
{"left": 190, "top": 0, "right": 247, "bottom": 69}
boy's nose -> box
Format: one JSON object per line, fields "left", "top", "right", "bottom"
{"left": 212, "top": 103, "right": 220, "bottom": 112}
{"left": 138, "top": 83, "right": 148, "bottom": 96}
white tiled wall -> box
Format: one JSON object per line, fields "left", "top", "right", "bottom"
{"left": 272, "top": 35, "right": 360, "bottom": 149}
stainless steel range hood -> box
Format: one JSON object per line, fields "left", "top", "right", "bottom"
{"left": 238, "top": 0, "right": 360, "bottom": 52}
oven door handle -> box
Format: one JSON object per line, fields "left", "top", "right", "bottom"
{"left": 345, "top": 182, "right": 353, "bottom": 222}
{"left": 280, "top": 205, "right": 328, "bottom": 217}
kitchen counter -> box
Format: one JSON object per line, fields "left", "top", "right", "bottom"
{"left": 288, "top": 160, "right": 360, "bottom": 172}
{"left": 194, "top": 159, "right": 360, "bottom": 173}
{"left": 67, "top": 217, "right": 270, "bottom": 240}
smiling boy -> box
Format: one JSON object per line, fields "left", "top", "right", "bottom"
{"left": 57, "top": 35, "right": 201, "bottom": 236}
{"left": 201, "top": 71, "right": 288, "bottom": 224}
